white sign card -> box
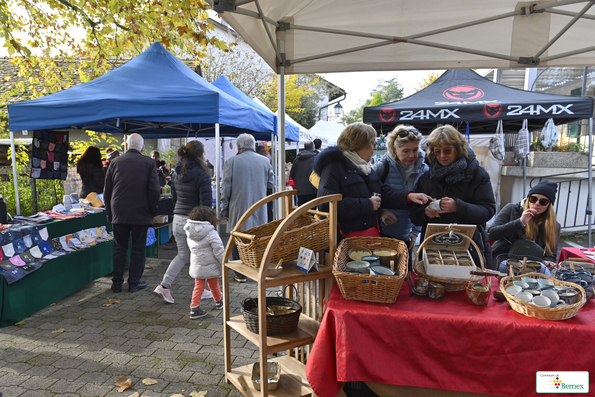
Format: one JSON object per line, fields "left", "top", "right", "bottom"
{"left": 296, "top": 246, "right": 318, "bottom": 273}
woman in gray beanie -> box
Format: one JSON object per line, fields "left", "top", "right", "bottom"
{"left": 488, "top": 180, "right": 561, "bottom": 270}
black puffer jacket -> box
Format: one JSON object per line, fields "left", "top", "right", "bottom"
{"left": 290, "top": 149, "right": 318, "bottom": 195}
{"left": 410, "top": 150, "right": 496, "bottom": 269}
{"left": 171, "top": 164, "right": 212, "bottom": 216}
{"left": 314, "top": 146, "right": 411, "bottom": 238}
{"left": 487, "top": 201, "right": 560, "bottom": 263}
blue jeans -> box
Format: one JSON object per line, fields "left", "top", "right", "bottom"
{"left": 112, "top": 223, "right": 149, "bottom": 287}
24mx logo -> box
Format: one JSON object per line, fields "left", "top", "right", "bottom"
{"left": 507, "top": 104, "right": 574, "bottom": 116}
{"left": 379, "top": 108, "right": 397, "bottom": 122}
{"left": 400, "top": 108, "right": 460, "bottom": 121}
{"left": 443, "top": 85, "right": 485, "bottom": 101}
{"left": 484, "top": 103, "right": 503, "bottom": 118}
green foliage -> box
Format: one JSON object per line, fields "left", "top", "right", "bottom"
{"left": 341, "top": 77, "right": 404, "bottom": 124}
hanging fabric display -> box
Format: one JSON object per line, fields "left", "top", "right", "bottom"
{"left": 514, "top": 119, "right": 530, "bottom": 160}
{"left": 489, "top": 120, "right": 506, "bottom": 161}
{"left": 30, "top": 130, "right": 69, "bottom": 180}
{"left": 540, "top": 118, "right": 559, "bottom": 150}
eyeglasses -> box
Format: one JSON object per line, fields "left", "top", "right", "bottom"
{"left": 528, "top": 195, "right": 551, "bottom": 206}
{"left": 432, "top": 147, "right": 454, "bottom": 156}
{"left": 397, "top": 129, "right": 420, "bottom": 138}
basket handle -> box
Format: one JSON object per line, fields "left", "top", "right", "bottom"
{"left": 230, "top": 231, "right": 256, "bottom": 241}
{"left": 278, "top": 284, "right": 299, "bottom": 299}
{"left": 416, "top": 230, "right": 485, "bottom": 271}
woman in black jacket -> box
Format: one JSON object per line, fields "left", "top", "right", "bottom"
{"left": 314, "top": 122, "right": 430, "bottom": 241}
{"left": 77, "top": 146, "right": 104, "bottom": 199}
{"left": 154, "top": 140, "right": 212, "bottom": 304}
{"left": 488, "top": 180, "right": 560, "bottom": 270}
{"left": 410, "top": 125, "right": 496, "bottom": 269}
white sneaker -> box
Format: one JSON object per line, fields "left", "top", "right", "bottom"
{"left": 202, "top": 290, "right": 213, "bottom": 300}
{"left": 153, "top": 284, "right": 175, "bottom": 304}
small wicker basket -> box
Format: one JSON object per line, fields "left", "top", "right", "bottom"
{"left": 414, "top": 231, "right": 484, "bottom": 291}
{"left": 333, "top": 237, "right": 408, "bottom": 304}
{"left": 500, "top": 272, "right": 586, "bottom": 320}
{"left": 241, "top": 296, "right": 302, "bottom": 336}
{"left": 233, "top": 213, "right": 328, "bottom": 268}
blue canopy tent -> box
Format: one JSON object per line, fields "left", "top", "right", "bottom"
{"left": 7, "top": 42, "right": 291, "bottom": 215}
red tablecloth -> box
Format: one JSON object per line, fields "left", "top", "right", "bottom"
{"left": 306, "top": 281, "right": 595, "bottom": 397}
{"left": 558, "top": 246, "right": 595, "bottom": 264}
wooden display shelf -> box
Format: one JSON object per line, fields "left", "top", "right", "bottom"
{"left": 226, "top": 259, "right": 332, "bottom": 288}
{"left": 226, "top": 355, "right": 313, "bottom": 397}
{"left": 227, "top": 314, "right": 319, "bottom": 354}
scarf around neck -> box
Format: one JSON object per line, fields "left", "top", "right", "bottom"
{"left": 429, "top": 156, "right": 468, "bottom": 184}
{"left": 343, "top": 150, "right": 372, "bottom": 175}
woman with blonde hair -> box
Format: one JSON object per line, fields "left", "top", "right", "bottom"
{"left": 410, "top": 124, "right": 496, "bottom": 269}
{"left": 373, "top": 125, "right": 428, "bottom": 267}
{"left": 488, "top": 180, "right": 560, "bottom": 270}
{"left": 314, "top": 122, "right": 431, "bottom": 240}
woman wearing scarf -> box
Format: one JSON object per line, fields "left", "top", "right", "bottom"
{"left": 373, "top": 125, "right": 428, "bottom": 268}
{"left": 153, "top": 140, "right": 213, "bottom": 304}
{"left": 410, "top": 125, "right": 497, "bottom": 269}
{"left": 314, "top": 122, "right": 430, "bottom": 242}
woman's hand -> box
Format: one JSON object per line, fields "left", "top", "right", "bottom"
{"left": 425, "top": 206, "right": 441, "bottom": 218}
{"left": 520, "top": 208, "right": 536, "bottom": 226}
{"left": 408, "top": 193, "right": 431, "bottom": 205}
{"left": 380, "top": 208, "right": 398, "bottom": 225}
{"left": 543, "top": 260, "right": 557, "bottom": 272}
{"left": 370, "top": 196, "right": 382, "bottom": 211}
{"left": 439, "top": 197, "right": 457, "bottom": 213}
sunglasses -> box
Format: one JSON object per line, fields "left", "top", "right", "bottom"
{"left": 528, "top": 195, "right": 550, "bottom": 206}
{"left": 397, "top": 129, "right": 420, "bottom": 138}
{"left": 432, "top": 147, "right": 454, "bottom": 156}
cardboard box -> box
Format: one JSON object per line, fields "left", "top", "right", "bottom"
{"left": 153, "top": 215, "right": 168, "bottom": 224}
{"left": 422, "top": 224, "right": 478, "bottom": 280}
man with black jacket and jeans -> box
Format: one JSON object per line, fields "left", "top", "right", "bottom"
{"left": 104, "top": 133, "right": 160, "bottom": 293}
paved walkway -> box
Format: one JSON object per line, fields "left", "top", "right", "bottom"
{"left": 0, "top": 232, "right": 588, "bottom": 396}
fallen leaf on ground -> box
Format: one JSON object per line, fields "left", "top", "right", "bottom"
{"left": 15, "top": 321, "right": 25, "bottom": 326}
{"left": 103, "top": 298, "right": 121, "bottom": 307}
{"left": 128, "top": 393, "right": 140, "bottom": 397}
{"left": 170, "top": 394, "right": 185, "bottom": 397}
{"left": 190, "top": 391, "right": 207, "bottom": 397}
{"left": 52, "top": 328, "right": 65, "bottom": 334}
{"left": 145, "top": 265, "right": 153, "bottom": 269}
{"left": 50, "top": 303, "right": 56, "bottom": 306}
{"left": 142, "top": 378, "right": 158, "bottom": 385}
{"left": 115, "top": 375, "right": 133, "bottom": 392}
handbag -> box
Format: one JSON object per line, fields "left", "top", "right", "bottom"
{"left": 514, "top": 119, "right": 530, "bottom": 161}
{"left": 489, "top": 120, "right": 505, "bottom": 161}
{"left": 508, "top": 239, "right": 544, "bottom": 259}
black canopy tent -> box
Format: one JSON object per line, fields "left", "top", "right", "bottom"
{"left": 363, "top": 70, "right": 593, "bottom": 134}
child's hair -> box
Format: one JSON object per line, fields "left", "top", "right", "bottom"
{"left": 188, "top": 206, "right": 218, "bottom": 226}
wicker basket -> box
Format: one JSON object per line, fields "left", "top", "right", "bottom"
{"left": 413, "top": 231, "right": 484, "bottom": 292}
{"left": 333, "top": 237, "right": 408, "bottom": 304}
{"left": 241, "top": 296, "right": 302, "bottom": 336}
{"left": 233, "top": 213, "right": 328, "bottom": 268}
{"left": 500, "top": 272, "right": 586, "bottom": 320}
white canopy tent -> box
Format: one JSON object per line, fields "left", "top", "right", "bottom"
{"left": 210, "top": 0, "right": 595, "bottom": 240}
{"left": 308, "top": 120, "right": 345, "bottom": 148}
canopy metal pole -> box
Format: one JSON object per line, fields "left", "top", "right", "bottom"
{"left": 589, "top": 117, "right": 593, "bottom": 247}
{"left": 10, "top": 130, "right": 20, "bottom": 215}
{"left": 523, "top": 158, "right": 527, "bottom": 197}
{"left": 276, "top": 40, "right": 286, "bottom": 219}
{"left": 215, "top": 123, "right": 221, "bottom": 233}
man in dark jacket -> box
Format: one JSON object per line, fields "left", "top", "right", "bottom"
{"left": 290, "top": 141, "right": 318, "bottom": 206}
{"left": 104, "top": 133, "right": 160, "bottom": 293}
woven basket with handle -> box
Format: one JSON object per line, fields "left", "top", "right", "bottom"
{"left": 413, "top": 230, "right": 484, "bottom": 291}
{"left": 500, "top": 271, "right": 586, "bottom": 320}
{"left": 233, "top": 213, "right": 328, "bottom": 268}
{"left": 333, "top": 237, "right": 408, "bottom": 304}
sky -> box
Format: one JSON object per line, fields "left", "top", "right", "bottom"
{"left": 322, "top": 70, "right": 434, "bottom": 114}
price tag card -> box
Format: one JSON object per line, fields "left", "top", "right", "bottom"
{"left": 296, "top": 246, "right": 318, "bottom": 273}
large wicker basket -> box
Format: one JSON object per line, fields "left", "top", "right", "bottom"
{"left": 413, "top": 231, "right": 484, "bottom": 291}
{"left": 333, "top": 237, "right": 408, "bottom": 304}
{"left": 241, "top": 296, "right": 302, "bottom": 336}
{"left": 233, "top": 213, "right": 328, "bottom": 268}
{"left": 500, "top": 272, "right": 586, "bottom": 320}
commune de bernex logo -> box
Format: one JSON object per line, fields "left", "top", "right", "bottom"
{"left": 536, "top": 372, "right": 589, "bottom": 393}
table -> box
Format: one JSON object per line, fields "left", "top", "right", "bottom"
{"left": 306, "top": 281, "right": 595, "bottom": 397}
{"left": 0, "top": 213, "right": 113, "bottom": 327}
{"left": 558, "top": 247, "right": 595, "bottom": 264}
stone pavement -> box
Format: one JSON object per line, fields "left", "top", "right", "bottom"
{"left": 0, "top": 231, "right": 587, "bottom": 397}
{"left": 0, "top": 233, "right": 257, "bottom": 397}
